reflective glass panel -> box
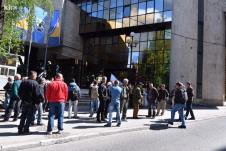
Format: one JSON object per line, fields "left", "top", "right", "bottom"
{"left": 92, "top": 3, "right": 98, "bottom": 11}
{"left": 138, "top": 15, "right": 145, "bottom": 25}
{"left": 104, "top": 9, "right": 109, "bottom": 20}
{"left": 124, "top": 6, "right": 131, "bottom": 17}
{"left": 148, "top": 31, "right": 156, "bottom": 40}
{"left": 165, "top": 29, "right": 171, "bottom": 39}
{"left": 164, "top": 0, "right": 173, "bottom": 11}
{"left": 154, "top": 12, "right": 163, "bottom": 23}
{"left": 146, "top": 13, "right": 154, "bottom": 24}
{"left": 164, "top": 11, "right": 172, "bottom": 22}
{"left": 98, "top": 2, "right": 104, "bottom": 11}
{"left": 123, "top": 17, "right": 130, "bottom": 27}
{"left": 130, "top": 16, "right": 137, "bottom": 26}
{"left": 131, "top": 0, "right": 138, "bottom": 4}
{"left": 147, "top": 0, "right": 154, "bottom": 13}
{"left": 87, "top": 4, "right": 92, "bottom": 12}
{"left": 98, "top": 11, "right": 103, "bottom": 18}
{"left": 155, "top": 0, "right": 163, "bottom": 12}
{"left": 140, "top": 42, "right": 148, "bottom": 51}
{"left": 138, "top": 2, "right": 146, "bottom": 15}
{"left": 125, "top": 0, "right": 131, "bottom": 5}
{"left": 116, "top": 7, "right": 123, "bottom": 19}
{"left": 116, "top": 19, "right": 123, "bottom": 28}
{"left": 110, "top": 0, "right": 116, "bottom": 8}
{"left": 104, "top": 0, "right": 110, "bottom": 8}
{"left": 117, "top": 0, "right": 124, "bottom": 6}
{"left": 110, "top": 8, "right": 116, "bottom": 19}
{"left": 131, "top": 4, "right": 138, "bottom": 16}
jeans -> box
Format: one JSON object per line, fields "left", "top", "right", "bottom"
{"left": 47, "top": 102, "right": 65, "bottom": 132}
{"left": 68, "top": 100, "right": 78, "bottom": 118}
{"left": 32, "top": 103, "right": 43, "bottom": 124}
{"left": 18, "top": 102, "right": 36, "bottom": 132}
{"left": 120, "top": 98, "right": 128, "bottom": 119}
{"left": 90, "top": 98, "right": 99, "bottom": 117}
{"left": 108, "top": 102, "right": 121, "bottom": 124}
{"left": 4, "top": 99, "right": 21, "bottom": 120}
{"left": 170, "top": 103, "right": 186, "bottom": 126}
{"left": 185, "top": 101, "right": 195, "bottom": 118}
{"left": 147, "top": 100, "right": 156, "bottom": 117}
{"left": 3, "top": 93, "right": 10, "bottom": 109}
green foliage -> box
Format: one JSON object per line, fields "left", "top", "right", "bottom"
{"left": 0, "top": 0, "right": 53, "bottom": 56}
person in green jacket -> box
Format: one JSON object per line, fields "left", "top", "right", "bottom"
{"left": 132, "top": 82, "right": 143, "bottom": 119}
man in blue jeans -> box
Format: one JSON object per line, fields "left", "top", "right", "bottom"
{"left": 46, "top": 73, "right": 68, "bottom": 135}
{"left": 168, "top": 82, "right": 186, "bottom": 128}
{"left": 104, "top": 80, "right": 122, "bottom": 127}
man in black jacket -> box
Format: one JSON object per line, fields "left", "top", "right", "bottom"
{"left": 146, "top": 83, "right": 159, "bottom": 119}
{"left": 157, "top": 84, "right": 169, "bottom": 116}
{"left": 168, "top": 82, "right": 186, "bottom": 128}
{"left": 97, "top": 76, "right": 107, "bottom": 122}
{"left": 185, "top": 82, "right": 195, "bottom": 120}
{"left": 18, "top": 71, "right": 41, "bottom": 134}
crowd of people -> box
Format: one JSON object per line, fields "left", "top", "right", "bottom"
{"left": 1, "top": 71, "right": 195, "bottom": 135}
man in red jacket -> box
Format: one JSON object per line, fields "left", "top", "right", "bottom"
{"left": 46, "top": 73, "right": 68, "bottom": 134}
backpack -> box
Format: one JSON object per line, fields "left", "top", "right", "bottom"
{"left": 182, "top": 89, "right": 188, "bottom": 102}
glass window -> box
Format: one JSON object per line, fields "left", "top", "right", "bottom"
{"left": 156, "top": 40, "right": 164, "bottom": 50}
{"left": 117, "top": 0, "right": 124, "bottom": 7}
{"left": 140, "top": 42, "right": 148, "bottom": 51}
{"left": 155, "top": 0, "right": 163, "bottom": 12}
{"left": 123, "top": 17, "right": 130, "bottom": 27}
{"left": 87, "top": 4, "right": 92, "bottom": 12}
{"left": 131, "top": 0, "right": 138, "bottom": 4}
{"left": 164, "top": 11, "right": 172, "bottom": 22}
{"left": 140, "top": 32, "right": 148, "bottom": 41}
{"left": 8, "top": 69, "right": 15, "bottom": 76}
{"left": 98, "top": 11, "right": 103, "bottom": 18}
{"left": 156, "top": 31, "right": 164, "bottom": 39}
{"left": 148, "top": 41, "right": 155, "bottom": 50}
{"left": 86, "top": 15, "right": 91, "bottom": 23}
{"left": 147, "top": 0, "right": 154, "bottom": 13}
{"left": 116, "top": 19, "right": 123, "bottom": 28}
{"left": 148, "top": 31, "right": 156, "bottom": 40}
{"left": 110, "top": 8, "right": 116, "bottom": 19}
{"left": 165, "top": 40, "right": 171, "bottom": 50}
{"left": 104, "top": 0, "right": 110, "bottom": 8}
{"left": 131, "top": 4, "right": 138, "bottom": 16}
{"left": 146, "top": 13, "right": 154, "bottom": 24}
{"left": 134, "top": 32, "right": 140, "bottom": 41}
{"left": 116, "top": 7, "right": 123, "bottom": 19}
{"left": 92, "top": 3, "right": 98, "bottom": 11}
{"left": 165, "top": 29, "right": 171, "bottom": 39}
{"left": 81, "top": 4, "right": 86, "bottom": 11}
{"left": 110, "top": 0, "right": 116, "bottom": 8}
{"left": 98, "top": 2, "right": 104, "bottom": 11}
{"left": 138, "top": 2, "right": 146, "bottom": 15}
{"left": 125, "top": 0, "right": 131, "bottom": 5}
{"left": 130, "top": 16, "right": 137, "bottom": 26}
{"left": 164, "top": 0, "right": 173, "bottom": 11}
{"left": 91, "top": 11, "right": 97, "bottom": 17}
{"left": 104, "top": 9, "right": 109, "bottom": 20}
{"left": 138, "top": 15, "right": 145, "bottom": 25}
{"left": 131, "top": 52, "right": 139, "bottom": 64}
{"left": 124, "top": 6, "right": 131, "bottom": 17}
{"left": 154, "top": 12, "right": 163, "bottom": 23}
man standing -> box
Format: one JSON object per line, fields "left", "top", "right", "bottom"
{"left": 185, "top": 82, "right": 195, "bottom": 120}
{"left": 157, "top": 84, "right": 169, "bottom": 116}
{"left": 18, "top": 71, "right": 40, "bottom": 134}
{"left": 4, "top": 74, "right": 21, "bottom": 121}
{"left": 97, "top": 76, "right": 107, "bottom": 122}
{"left": 120, "top": 78, "right": 129, "bottom": 121}
{"left": 89, "top": 80, "right": 99, "bottom": 117}
{"left": 132, "top": 83, "right": 143, "bottom": 119}
{"left": 105, "top": 80, "right": 122, "bottom": 127}
{"left": 46, "top": 73, "right": 68, "bottom": 134}
{"left": 3, "top": 76, "right": 13, "bottom": 109}
{"left": 168, "top": 82, "right": 187, "bottom": 128}
{"left": 146, "top": 83, "right": 159, "bottom": 119}
{"left": 68, "top": 79, "right": 81, "bottom": 118}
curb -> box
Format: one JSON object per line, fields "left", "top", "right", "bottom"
{"left": 1, "top": 114, "right": 226, "bottom": 151}
{"left": 0, "top": 126, "right": 148, "bottom": 151}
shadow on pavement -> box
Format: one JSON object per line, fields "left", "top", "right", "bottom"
{"left": 0, "top": 131, "right": 46, "bottom": 137}
{"left": 0, "top": 124, "right": 18, "bottom": 128}
{"left": 149, "top": 124, "right": 169, "bottom": 130}
{"left": 73, "top": 125, "right": 105, "bottom": 129}
{"left": 64, "top": 119, "right": 97, "bottom": 124}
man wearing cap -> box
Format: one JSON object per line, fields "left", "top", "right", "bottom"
{"left": 168, "top": 82, "right": 186, "bottom": 128}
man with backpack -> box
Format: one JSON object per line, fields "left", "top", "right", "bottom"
{"left": 68, "top": 79, "right": 81, "bottom": 118}
{"left": 168, "top": 82, "right": 187, "bottom": 128}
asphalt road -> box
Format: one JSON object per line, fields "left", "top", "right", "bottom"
{"left": 20, "top": 117, "right": 226, "bottom": 151}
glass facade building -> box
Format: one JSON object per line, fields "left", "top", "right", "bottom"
{"left": 72, "top": 0, "right": 172, "bottom": 83}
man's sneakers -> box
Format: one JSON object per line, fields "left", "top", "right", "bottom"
{"left": 104, "top": 123, "right": 112, "bottom": 127}
{"left": 178, "top": 125, "right": 186, "bottom": 129}
{"left": 168, "top": 121, "right": 174, "bottom": 125}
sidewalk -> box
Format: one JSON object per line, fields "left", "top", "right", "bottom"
{"left": 0, "top": 106, "right": 226, "bottom": 151}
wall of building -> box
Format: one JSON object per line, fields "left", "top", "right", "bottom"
{"left": 170, "top": 0, "right": 198, "bottom": 93}
{"left": 202, "top": 0, "right": 226, "bottom": 106}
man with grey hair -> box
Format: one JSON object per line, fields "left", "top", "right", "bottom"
{"left": 105, "top": 80, "right": 122, "bottom": 127}
{"left": 120, "top": 78, "right": 130, "bottom": 121}
{"left": 4, "top": 74, "right": 21, "bottom": 121}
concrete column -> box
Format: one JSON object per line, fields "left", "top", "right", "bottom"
{"left": 170, "top": 0, "right": 198, "bottom": 93}
{"left": 202, "top": 0, "right": 226, "bottom": 106}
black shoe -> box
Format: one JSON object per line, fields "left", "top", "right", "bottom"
{"left": 146, "top": 115, "right": 151, "bottom": 118}
{"left": 175, "top": 119, "right": 181, "bottom": 122}
{"left": 133, "top": 117, "right": 139, "bottom": 119}
{"left": 23, "top": 130, "right": 30, "bottom": 135}
{"left": 104, "top": 123, "right": 111, "bottom": 127}
{"left": 37, "top": 123, "right": 44, "bottom": 126}
{"left": 168, "top": 121, "right": 174, "bottom": 125}
{"left": 178, "top": 125, "right": 186, "bottom": 129}
{"left": 97, "top": 119, "right": 101, "bottom": 123}
{"left": 151, "top": 116, "right": 155, "bottom": 119}
{"left": 121, "top": 118, "right": 127, "bottom": 122}
{"left": 116, "top": 123, "right": 121, "bottom": 127}
{"left": 185, "top": 116, "right": 188, "bottom": 120}
{"left": 188, "top": 117, "right": 195, "bottom": 120}
{"left": 13, "top": 118, "right": 18, "bottom": 121}
{"left": 2, "top": 118, "right": 9, "bottom": 122}
{"left": 18, "top": 130, "right": 23, "bottom": 135}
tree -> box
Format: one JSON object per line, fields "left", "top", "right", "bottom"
{"left": 0, "top": 0, "right": 53, "bottom": 56}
